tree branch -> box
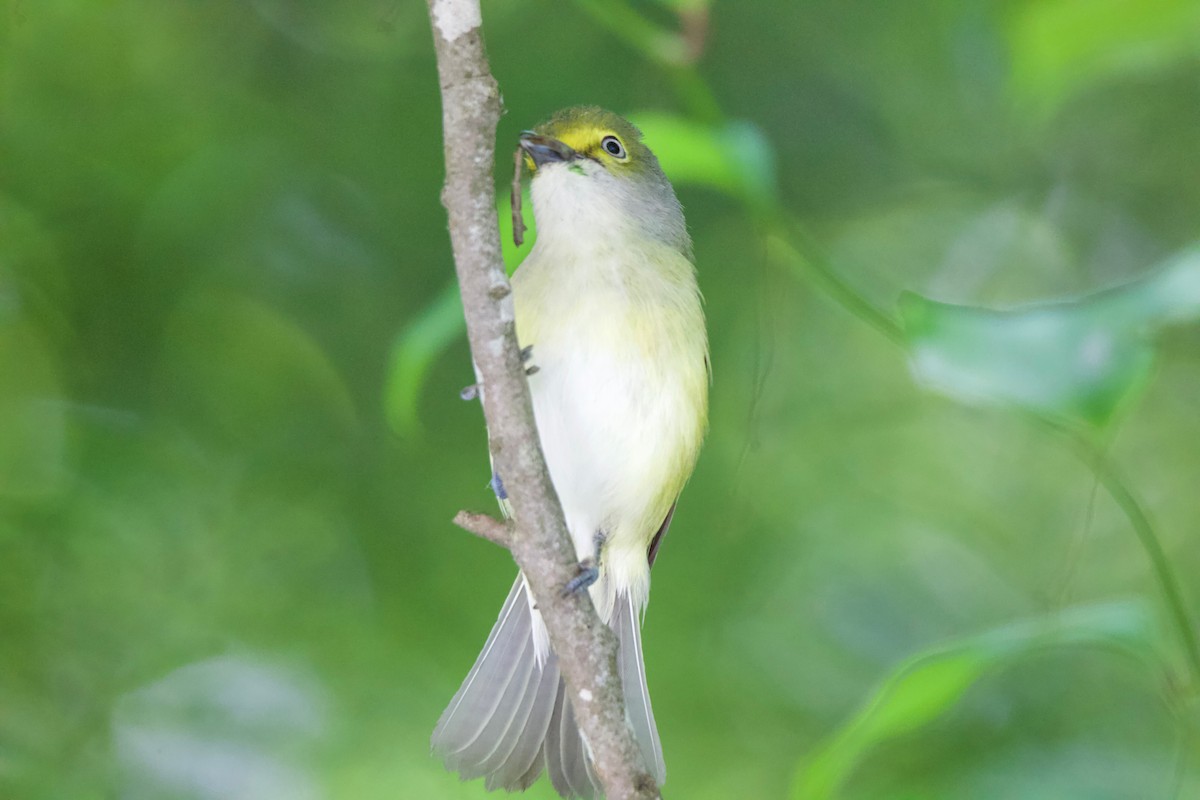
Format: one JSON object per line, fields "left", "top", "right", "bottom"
{"left": 424, "top": 2, "right": 660, "bottom": 797}
{"left": 452, "top": 510, "right": 513, "bottom": 548}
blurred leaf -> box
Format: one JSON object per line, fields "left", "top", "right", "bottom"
{"left": 385, "top": 189, "right": 532, "bottom": 438}
{"left": 900, "top": 292, "right": 1155, "bottom": 428}
{"left": 791, "top": 602, "right": 1156, "bottom": 799}
{"left": 1104, "top": 245, "right": 1200, "bottom": 325}
{"left": 1008, "top": 0, "right": 1200, "bottom": 112}
{"left": 901, "top": 245, "right": 1200, "bottom": 428}
{"left": 633, "top": 113, "right": 778, "bottom": 210}
{"left": 386, "top": 283, "right": 463, "bottom": 438}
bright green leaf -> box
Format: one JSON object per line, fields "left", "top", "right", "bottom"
{"left": 385, "top": 284, "right": 464, "bottom": 438}
{"left": 385, "top": 190, "right": 532, "bottom": 437}
{"left": 632, "top": 113, "right": 777, "bottom": 210}
{"left": 792, "top": 602, "right": 1155, "bottom": 800}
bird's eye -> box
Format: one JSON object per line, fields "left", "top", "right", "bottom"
{"left": 601, "top": 135, "right": 627, "bottom": 159}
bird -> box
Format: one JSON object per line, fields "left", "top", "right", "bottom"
{"left": 432, "top": 106, "right": 709, "bottom": 798}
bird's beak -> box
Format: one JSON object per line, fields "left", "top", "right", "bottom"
{"left": 519, "top": 132, "right": 577, "bottom": 169}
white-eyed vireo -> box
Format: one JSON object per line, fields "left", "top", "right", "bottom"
{"left": 432, "top": 106, "right": 709, "bottom": 799}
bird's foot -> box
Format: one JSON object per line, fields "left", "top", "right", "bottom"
{"left": 489, "top": 472, "right": 508, "bottom": 501}
{"left": 521, "top": 345, "right": 539, "bottom": 376}
{"left": 562, "top": 529, "right": 606, "bottom": 596}
{"left": 563, "top": 562, "right": 598, "bottom": 596}
{"left": 465, "top": 348, "right": 535, "bottom": 395}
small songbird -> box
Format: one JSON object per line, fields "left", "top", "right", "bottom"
{"left": 432, "top": 107, "right": 709, "bottom": 798}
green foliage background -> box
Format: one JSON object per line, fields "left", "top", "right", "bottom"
{"left": 3, "top": 1, "right": 1200, "bottom": 798}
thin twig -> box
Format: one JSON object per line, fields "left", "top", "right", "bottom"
{"left": 1061, "top": 429, "right": 1200, "bottom": 690}
{"left": 1053, "top": 462, "right": 1102, "bottom": 607}
{"left": 424, "top": 1, "right": 660, "bottom": 797}
{"left": 679, "top": 7, "right": 709, "bottom": 64}
{"left": 511, "top": 146, "right": 526, "bottom": 247}
{"left": 767, "top": 220, "right": 906, "bottom": 346}
{"left": 452, "top": 510, "right": 514, "bottom": 548}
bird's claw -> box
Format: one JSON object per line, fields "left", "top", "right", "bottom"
{"left": 489, "top": 472, "right": 508, "bottom": 501}
{"left": 563, "top": 560, "right": 599, "bottom": 596}
{"left": 562, "top": 529, "right": 606, "bottom": 596}
{"left": 521, "top": 345, "right": 539, "bottom": 376}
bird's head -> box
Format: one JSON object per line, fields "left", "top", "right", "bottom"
{"left": 518, "top": 106, "right": 689, "bottom": 255}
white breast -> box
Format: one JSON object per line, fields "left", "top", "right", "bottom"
{"left": 517, "top": 252, "right": 704, "bottom": 600}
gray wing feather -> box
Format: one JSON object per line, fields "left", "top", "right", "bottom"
{"left": 432, "top": 579, "right": 526, "bottom": 766}
{"left": 614, "top": 591, "right": 666, "bottom": 785}
{"left": 432, "top": 577, "right": 556, "bottom": 788}
{"left": 581, "top": 743, "right": 601, "bottom": 792}
{"left": 545, "top": 676, "right": 600, "bottom": 799}
{"left": 484, "top": 649, "right": 560, "bottom": 790}
{"left": 515, "top": 741, "right": 547, "bottom": 790}
{"left": 561, "top": 689, "right": 599, "bottom": 798}
{"left": 459, "top": 630, "right": 535, "bottom": 777}
{"left": 543, "top": 679, "right": 569, "bottom": 795}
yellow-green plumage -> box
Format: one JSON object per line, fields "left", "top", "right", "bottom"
{"left": 433, "top": 107, "right": 708, "bottom": 799}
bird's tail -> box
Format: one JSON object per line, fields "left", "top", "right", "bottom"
{"left": 431, "top": 576, "right": 664, "bottom": 798}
